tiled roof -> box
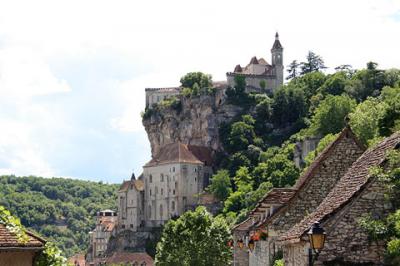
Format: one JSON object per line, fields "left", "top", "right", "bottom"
{"left": 234, "top": 64, "right": 243, "bottom": 73}
{"left": 105, "top": 252, "right": 154, "bottom": 265}
{"left": 257, "top": 126, "right": 365, "bottom": 228}
{"left": 281, "top": 132, "right": 400, "bottom": 242}
{"left": 119, "top": 179, "right": 145, "bottom": 192}
{"left": 250, "top": 56, "right": 259, "bottom": 64}
{"left": 144, "top": 142, "right": 212, "bottom": 167}
{"left": 232, "top": 189, "right": 296, "bottom": 232}
{"left": 250, "top": 188, "right": 296, "bottom": 215}
{"left": 272, "top": 39, "right": 283, "bottom": 50}
{"left": 0, "top": 223, "right": 46, "bottom": 249}
{"left": 233, "top": 217, "right": 257, "bottom": 231}
{"left": 293, "top": 126, "right": 365, "bottom": 191}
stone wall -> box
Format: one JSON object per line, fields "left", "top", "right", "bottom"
{"left": 270, "top": 133, "right": 364, "bottom": 235}
{"left": 315, "top": 178, "right": 389, "bottom": 265}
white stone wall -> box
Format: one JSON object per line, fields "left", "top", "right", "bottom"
{"left": 227, "top": 75, "right": 277, "bottom": 92}
{"left": 283, "top": 241, "right": 309, "bottom": 266}
{"left": 146, "top": 90, "right": 180, "bottom": 108}
{"left": 143, "top": 162, "right": 211, "bottom": 227}
{"left": 249, "top": 240, "right": 269, "bottom": 266}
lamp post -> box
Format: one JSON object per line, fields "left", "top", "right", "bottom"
{"left": 307, "top": 222, "right": 326, "bottom": 266}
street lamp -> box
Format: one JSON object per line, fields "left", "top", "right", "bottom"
{"left": 307, "top": 222, "right": 326, "bottom": 266}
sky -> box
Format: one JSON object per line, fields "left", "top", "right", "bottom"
{"left": 0, "top": 0, "right": 399, "bottom": 183}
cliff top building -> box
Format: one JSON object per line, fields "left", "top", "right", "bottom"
{"left": 226, "top": 32, "right": 284, "bottom": 93}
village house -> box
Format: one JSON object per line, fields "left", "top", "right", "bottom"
{"left": 232, "top": 126, "right": 366, "bottom": 266}
{"left": 280, "top": 132, "right": 400, "bottom": 265}
{"left": 0, "top": 223, "right": 46, "bottom": 266}
{"left": 88, "top": 209, "right": 118, "bottom": 261}
{"left": 117, "top": 173, "right": 145, "bottom": 231}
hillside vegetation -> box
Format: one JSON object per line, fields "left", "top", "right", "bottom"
{"left": 0, "top": 175, "right": 118, "bottom": 257}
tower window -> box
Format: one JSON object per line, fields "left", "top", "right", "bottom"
{"left": 161, "top": 174, "right": 164, "bottom": 182}
{"left": 149, "top": 175, "right": 152, "bottom": 183}
{"left": 172, "top": 201, "right": 175, "bottom": 211}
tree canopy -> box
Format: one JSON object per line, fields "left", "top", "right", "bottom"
{"left": 155, "top": 206, "right": 231, "bottom": 266}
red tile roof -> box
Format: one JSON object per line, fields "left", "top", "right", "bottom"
{"left": 144, "top": 142, "right": 212, "bottom": 167}
{"left": 0, "top": 223, "right": 46, "bottom": 249}
{"left": 281, "top": 132, "right": 400, "bottom": 242}
{"left": 105, "top": 252, "right": 154, "bottom": 265}
{"left": 250, "top": 188, "right": 297, "bottom": 215}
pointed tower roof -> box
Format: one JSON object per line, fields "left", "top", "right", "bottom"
{"left": 272, "top": 32, "right": 283, "bottom": 50}
{"left": 234, "top": 64, "right": 242, "bottom": 73}
{"left": 249, "top": 56, "right": 259, "bottom": 64}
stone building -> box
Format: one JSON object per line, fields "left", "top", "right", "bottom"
{"left": 117, "top": 173, "right": 145, "bottom": 231}
{"left": 226, "top": 32, "right": 284, "bottom": 93}
{"left": 0, "top": 223, "right": 46, "bottom": 266}
{"left": 145, "top": 87, "right": 181, "bottom": 108}
{"left": 142, "top": 142, "right": 213, "bottom": 227}
{"left": 232, "top": 126, "right": 366, "bottom": 266}
{"left": 280, "top": 132, "right": 400, "bottom": 265}
{"left": 89, "top": 210, "right": 118, "bottom": 260}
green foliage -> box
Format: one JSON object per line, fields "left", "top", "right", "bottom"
{"left": 0, "top": 205, "right": 29, "bottom": 243}
{"left": 272, "top": 85, "right": 307, "bottom": 126}
{"left": 179, "top": 72, "right": 214, "bottom": 97}
{"left": 273, "top": 259, "right": 284, "bottom": 266}
{"left": 309, "top": 95, "right": 356, "bottom": 135}
{"left": 158, "top": 96, "right": 182, "bottom": 112}
{"left": 378, "top": 87, "right": 400, "bottom": 137}
{"left": 286, "top": 60, "right": 300, "bottom": 80}
{"left": 35, "top": 242, "right": 68, "bottom": 266}
{"left": 0, "top": 175, "right": 118, "bottom": 257}
{"left": 304, "top": 133, "right": 338, "bottom": 166}
{"left": 208, "top": 170, "right": 232, "bottom": 201}
{"left": 155, "top": 206, "right": 231, "bottom": 266}
{"left": 358, "top": 151, "right": 400, "bottom": 264}
{"left": 349, "top": 98, "right": 387, "bottom": 145}
{"left": 319, "top": 71, "right": 347, "bottom": 96}
{"left": 300, "top": 51, "right": 327, "bottom": 74}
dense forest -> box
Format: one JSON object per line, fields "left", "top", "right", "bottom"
{"left": 0, "top": 175, "right": 118, "bottom": 257}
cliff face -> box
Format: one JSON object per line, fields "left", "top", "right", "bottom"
{"left": 143, "top": 92, "right": 243, "bottom": 156}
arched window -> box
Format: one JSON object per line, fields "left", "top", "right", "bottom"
{"left": 148, "top": 205, "right": 151, "bottom": 219}
{"left": 160, "top": 204, "right": 163, "bottom": 218}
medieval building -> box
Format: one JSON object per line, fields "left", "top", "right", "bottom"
{"left": 226, "top": 32, "right": 284, "bottom": 92}
{"left": 116, "top": 142, "right": 213, "bottom": 231}
{"left": 145, "top": 33, "right": 283, "bottom": 109}
{"left": 232, "top": 129, "right": 400, "bottom": 266}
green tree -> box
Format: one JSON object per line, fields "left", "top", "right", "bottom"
{"left": 208, "top": 170, "right": 232, "bottom": 201}
{"left": 319, "top": 71, "right": 348, "bottom": 96}
{"left": 310, "top": 94, "right": 356, "bottom": 135}
{"left": 180, "top": 72, "right": 212, "bottom": 90}
{"left": 300, "top": 51, "right": 327, "bottom": 75}
{"left": 349, "top": 98, "right": 387, "bottom": 145}
{"left": 286, "top": 60, "right": 301, "bottom": 80}
{"left": 272, "top": 86, "right": 306, "bottom": 126}
{"left": 155, "top": 206, "right": 231, "bottom": 266}
{"left": 378, "top": 87, "right": 400, "bottom": 137}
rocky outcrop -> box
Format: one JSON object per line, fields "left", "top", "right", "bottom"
{"left": 143, "top": 92, "right": 243, "bottom": 156}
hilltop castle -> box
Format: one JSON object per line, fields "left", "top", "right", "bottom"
{"left": 145, "top": 33, "right": 284, "bottom": 108}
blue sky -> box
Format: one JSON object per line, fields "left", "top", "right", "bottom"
{"left": 0, "top": 0, "right": 399, "bottom": 183}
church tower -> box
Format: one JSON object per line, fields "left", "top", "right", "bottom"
{"left": 271, "top": 32, "right": 284, "bottom": 87}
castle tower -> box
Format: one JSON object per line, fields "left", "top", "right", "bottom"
{"left": 271, "top": 32, "right": 284, "bottom": 87}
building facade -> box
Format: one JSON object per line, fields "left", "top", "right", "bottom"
{"left": 226, "top": 33, "right": 284, "bottom": 93}
{"left": 89, "top": 210, "right": 118, "bottom": 260}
